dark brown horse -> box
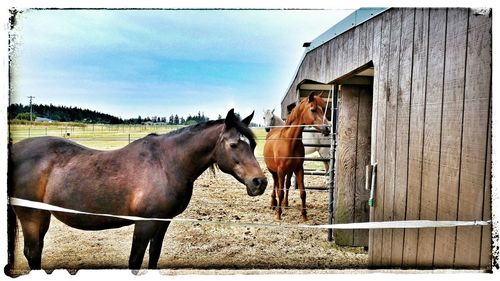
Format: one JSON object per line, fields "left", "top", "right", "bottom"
{"left": 263, "top": 93, "right": 329, "bottom": 221}
{"left": 7, "top": 109, "right": 267, "bottom": 273}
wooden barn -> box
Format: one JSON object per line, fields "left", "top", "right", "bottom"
{"left": 281, "top": 8, "right": 492, "bottom": 269}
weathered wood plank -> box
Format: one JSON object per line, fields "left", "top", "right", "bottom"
{"left": 353, "top": 25, "right": 361, "bottom": 69}
{"left": 325, "top": 40, "right": 333, "bottom": 82}
{"left": 480, "top": 98, "right": 492, "bottom": 269}
{"left": 334, "top": 85, "right": 360, "bottom": 245}
{"left": 358, "top": 22, "right": 368, "bottom": 65}
{"left": 454, "top": 8, "right": 491, "bottom": 268}
{"left": 402, "top": 8, "right": 429, "bottom": 267}
{"left": 368, "top": 14, "right": 383, "bottom": 265}
{"left": 433, "top": 8, "right": 468, "bottom": 268}
{"left": 370, "top": 10, "right": 391, "bottom": 267}
{"left": 391, "top": 8, "right": 414, "bottom": 267}
{"left": 336, "top": 35, "right": 345, "bottom": 80}
{"left": 353, "top": 86, "right": 372, "bottom": 246}
{"left": 346, "top": 29, "right": 355, "bottom": 74}
{"left": 381, "top": 8, "right": 402, "bottom": 265}
{"left": 416, "top": 8, "right": 447, "bottom": 267}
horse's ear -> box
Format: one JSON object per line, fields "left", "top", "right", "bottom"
{"left": 225, "top": 108, "right": 236, "bottom": 128}
{"left": 241, "top": 111, "right": 254, "bottom": 126}
{"left": 308, "top": 92, "right": 315, "bottom": 102}
{"left": 317, "top": 92, "right": 323, "bottom": 98}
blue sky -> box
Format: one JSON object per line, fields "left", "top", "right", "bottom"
{"left": 10, "top": 9, "right": 353, "bottom": 123}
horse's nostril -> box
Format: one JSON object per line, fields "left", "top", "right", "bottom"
{"left": 252, "top": 178, "right": 261, "bottom": 186}
{"left": 252, "top": 177, "right": 267, "bottom": 188}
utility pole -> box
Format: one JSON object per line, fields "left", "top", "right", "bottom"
{"left": 27, "top": 95, "right": 35, "bottom": 122}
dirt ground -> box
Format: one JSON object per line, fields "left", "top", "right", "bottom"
{"left": 9, "top": 169, "right": 368, "bottom": 275}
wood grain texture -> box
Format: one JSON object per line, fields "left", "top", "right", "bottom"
{"left": 391, "top": 8, "right": 414, "bottom": 267}
{"left": 433, "top": 8, "right": 468, "bottom": 268}
{"left": 454, "top": 8, "right": 491, "bottom": 268}
{"left": 416, "top": 8, "right": 447, "bottom": 267}
{"left": 368, "top": 15, "right": 383, "bottom": 265}
{"left": 334, "top": 86, "right": 359, "bottom": 245}
{"left": 353, "top": 86, "right": 372, "bottom": 246}
{"left": 381, "top": 8, "right": 402, "bottom": 265}
{"left": 402, "top": 8, "right": 429, "bottom": 267}
{"left": 480, "top": 99, "right": 492, "bottom": 269}
{"left": 370, "top": 10, "right": 392, "bottom": 267}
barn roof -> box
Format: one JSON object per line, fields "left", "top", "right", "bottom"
{"left": 304, "top": 8, "right": 387, "bottom": 52}
{"left": 283, "top": 8, "right": 387, "bottom": 104}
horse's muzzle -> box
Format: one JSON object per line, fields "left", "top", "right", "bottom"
{"left": 246, "top": 177, "right": 268, "bottom": 196}
{"left": 322, "top": 127, "right": 331, "bottom": 136}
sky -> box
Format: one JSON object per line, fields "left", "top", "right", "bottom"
{"left": 9, "top": 8, "right": 353, "bottom": 123}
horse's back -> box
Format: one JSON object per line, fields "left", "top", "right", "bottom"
{"left": 9, "top": 137, "right": 92, "bottom": 200}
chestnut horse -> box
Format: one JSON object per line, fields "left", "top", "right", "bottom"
{"left": 7, "top": 109, "right": 267, "bottom": 273}
{"left": 262, "top": 108, "right": 331, "bottom": 171}
{"left": 263, "top": 93, "right": 329, "bottom": 221}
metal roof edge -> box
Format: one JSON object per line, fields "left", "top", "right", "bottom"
{"left": 304, "top": 8, "right": 387, "bottom": 52}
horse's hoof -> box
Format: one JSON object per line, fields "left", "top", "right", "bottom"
{"left": 302, "top": 215, "right": 308, "bottom": 222}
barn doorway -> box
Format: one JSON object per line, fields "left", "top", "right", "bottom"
{"left": 333, "top": 64, "right": 374, "bottom": 247}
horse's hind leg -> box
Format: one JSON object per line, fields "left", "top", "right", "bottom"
{"left": 294, "top": 167, "right": 308, "bottom": 222}
{"left": 275, "top": 170, "right": 286, "bottom": 221}
{"left": 16, "top": 208, "right": 51, "bottom": 270}
{"left": 147, "top": 222, "right": 170, "bottom": 269}
{"left": 129, "top": 221, "right": 162, "bottom": 270}
{"left": 270, "top": 171, "right": 278, "bottom": 209}
{"left": 283, "top": 172, "right": 293, "bottom": 208}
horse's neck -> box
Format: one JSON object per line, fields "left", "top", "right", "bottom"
{"left": 162, "top": 124, "right": 221, "bottom": 182}
{"left": 282, "top": 113, "right": 303, "bottom": 140}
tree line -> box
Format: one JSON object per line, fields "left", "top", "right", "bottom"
{"left": 8, "top": 103, "right": 222, "bottom": 126}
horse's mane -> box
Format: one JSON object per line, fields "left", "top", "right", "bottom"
{"left": 165, "top": 119, "right": 256, "bottom": 148}
{"left": 285, "top": 98, "right": 307, "bottom": 125}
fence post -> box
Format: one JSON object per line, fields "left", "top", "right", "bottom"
{"left": 128, "top": 134, "right": 131, "bottom": 144}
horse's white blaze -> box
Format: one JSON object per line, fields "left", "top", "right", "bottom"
{"left": 239, "top": 134, "right": 250, "bottom": 146}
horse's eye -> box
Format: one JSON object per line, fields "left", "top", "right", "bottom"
{"left": 311, "top": 108, "right": 317, "bottom": 113}
{"left": 230, "top": 143, "right": 238, "bottom": 149}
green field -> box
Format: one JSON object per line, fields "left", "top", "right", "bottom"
{"left": 8, "top": 122, "right": 268, "bottom": 157}
{"left": 8, "top": 122, "right": 323, "bottom": 170}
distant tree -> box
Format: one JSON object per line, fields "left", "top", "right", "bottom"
{"left": 15, "top": 112, "right": 34, "bottom": 121}
{"left": 180, "top": 117, "right": 185, "bottom": 125}
{"left": 217, "top": 114, "right": 223, "bottom": 120}
{"left": 185, "top": 119, "right": 197, "bottom": 126}
{"left": 174, "top": 114, "right": 179, "bottom": 125}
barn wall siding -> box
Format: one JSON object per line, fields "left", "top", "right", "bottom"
{"left": 280, "top": 8, "right": 491, "bottom": 269}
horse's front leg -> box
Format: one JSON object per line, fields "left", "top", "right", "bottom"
{"left": 295, "top": 166, "right": 308, "bottom": 222}
{"left": 148, "top": 221, "right": 170, "bottom": 269}
{"left": 129, "top": 221, "right": 162, "bottom": 270}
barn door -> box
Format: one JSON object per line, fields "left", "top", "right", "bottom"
{"left": 334, "top": 83, "right": 373, "bottom": 247}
